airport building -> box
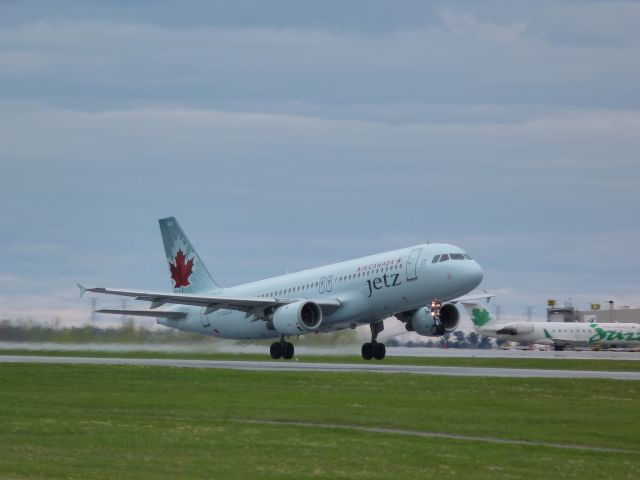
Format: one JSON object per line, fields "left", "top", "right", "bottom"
{"left": 547, "top": 299, "right": 640, "bottom": 324}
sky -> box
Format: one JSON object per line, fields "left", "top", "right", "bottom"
{"left": 1, "top": 0, "right": 639, "bottom": 328}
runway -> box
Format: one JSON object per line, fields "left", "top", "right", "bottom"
{"left": 1, "top": 355, "right": 639, "bottom": 380}
{"left": 2, "top": 343, "right": 640, "bottom": 360}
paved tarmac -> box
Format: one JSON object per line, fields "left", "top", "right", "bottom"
{"left": 1, "top": 355, "right": 638, "bottom": 380}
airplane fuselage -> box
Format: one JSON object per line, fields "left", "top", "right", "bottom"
{"left": 160, "top": 244, "right": 483, "bottom": 339}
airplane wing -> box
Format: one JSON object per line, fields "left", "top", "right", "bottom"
{"left": 541, "top": 327, "right": 572, "bottom": 346}
{"left": 78, "top": 284, "right": 341, "bottom": 315}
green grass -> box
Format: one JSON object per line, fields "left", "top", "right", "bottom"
{"left": 2, "top": 347, "right": 640, "bottom": 371}
{"left": 0, "top": 364, "right": 638, "bottom": 479}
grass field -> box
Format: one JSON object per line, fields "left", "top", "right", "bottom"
{"left": 0, "top": 363, "right": 639, "bottom": 479}
{"left": 2, "top": 347, "right": 640, "bottom": 371}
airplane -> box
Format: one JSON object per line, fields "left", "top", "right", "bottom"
{"left": 463, "top": 302, "right": 640, "bottom": 351}
{"left": 79, "top": 217, "right": 486, "bottom": 360}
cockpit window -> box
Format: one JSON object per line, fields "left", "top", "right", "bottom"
{"left": 439, "top": 254, "right": 450, "bottom": 262}
{"left": 464, "top": 253, "right": 473, "bottom": 260}
{"left": 432, "top": 255, "right": 440, "bottom": 263}
{"left": 450, "top": 253, "right": 465, "bottom": 260}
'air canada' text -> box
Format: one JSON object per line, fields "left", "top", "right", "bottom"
{"left": 366, "top": 273, "right": 401, "bottom": 297}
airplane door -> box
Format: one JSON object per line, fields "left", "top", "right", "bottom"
{"left": 326, "top": 275, "right": 333, "bottom": 292}
{"left": 319, "top": 276, "right": 326, "bottom": 294}
{"left": 406, "top": 248, "right": 422, "bottom": 281}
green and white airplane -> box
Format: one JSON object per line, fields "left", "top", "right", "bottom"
{"left": 463, "top": 302, "right": 640, "bottom": 351}
{"left": 79, "top": 217, "right": 485, "bottom": 360}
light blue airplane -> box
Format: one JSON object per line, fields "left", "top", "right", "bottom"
{"left": 79, "top": 217, "right": 486, "bottom": 360}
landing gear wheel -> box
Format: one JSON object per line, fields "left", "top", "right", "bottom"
{"left": 361, "top": 342, "right": 374, "bottom": 360}
{"left": 554, "top": 345, "right": 565, "bottom": 352}
{"left": 270, "top": 342, "right": 283, "bottom": 359}
{"left": 282, "top": 342, "right": 295, "bottom": 359}
{"left": 373, "top": 342, "right": 386, "bottom": 360}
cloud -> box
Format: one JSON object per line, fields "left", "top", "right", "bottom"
{"left": 2, "top": 5, "right": 640, "bottom": 110}
{"left": 1, "top": 1, "right": 639, "bottom": 322}
{"left": 526, "top": 2, "right": 640, "bottom": 46}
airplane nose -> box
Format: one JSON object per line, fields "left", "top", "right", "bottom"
{"left": 471, "top": 261, "right": 483, "bottom": 288}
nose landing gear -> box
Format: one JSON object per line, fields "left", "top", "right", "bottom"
{"left": 430, "top": 299, "right": 446, "bottom": 336}
{"left": 361, "top": 321, "right": 386, "bottom": 360}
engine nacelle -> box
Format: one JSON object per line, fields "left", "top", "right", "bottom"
{"left": 272, "top": 300, "right": 323, "bottom": 336}
{"left": 409, "top": 303, "right": 460, "bottom": 336}
{"left": 496, "top": 323, "right": 534, "bottom": 336}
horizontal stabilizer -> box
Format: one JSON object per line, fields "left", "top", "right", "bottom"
{"left": 95, "top": 309, "right": 187, "bottom": 320}
{"left": 451, "top": 292, "right": 496, "bottom": 304}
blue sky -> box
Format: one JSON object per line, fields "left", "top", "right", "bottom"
{"left": 1, "top": 0, "right": 639, "bottom": 325}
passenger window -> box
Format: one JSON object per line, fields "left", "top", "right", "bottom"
{"left": 432, "top": 255, "right": 440, "bottom": 263}
{"left": 439, "top": 254, "right": 449, "bottom": 262}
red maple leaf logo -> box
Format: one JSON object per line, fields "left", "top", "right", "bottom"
{"left": 169, "top": 249, "right": 194, "bottom": 288}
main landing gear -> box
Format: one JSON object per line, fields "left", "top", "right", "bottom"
{"left": 270, "top": 336, "right": 295, "bottom": 360}
{"left": 361, "top": 321, "right": 386, "bottom": 360}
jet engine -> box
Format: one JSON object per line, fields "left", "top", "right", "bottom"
{"left": 407, "top": 303, "right": 460, "bottom": 336}
{"left": 272, "top": 300, "right": 323, "bottom": 336}
{"left": 496, "top": 323, "right": 534, "bottom": 336}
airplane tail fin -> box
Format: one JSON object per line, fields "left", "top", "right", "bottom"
{"left": 158, "top": 217, "right": 220, "bottom": 293}
{"left": 462, "top": 302, "right": 496, "bottom": 330}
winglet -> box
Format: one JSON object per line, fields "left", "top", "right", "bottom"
{"left": 77, "top": 283, "right": 87, "bottom": 297}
